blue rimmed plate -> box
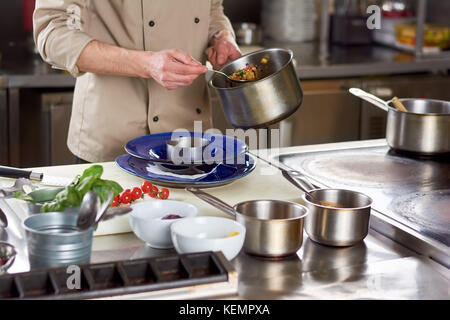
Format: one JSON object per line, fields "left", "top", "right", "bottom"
{"left": 125, "top": 132, "right": 248, "bottom": 164}
{"left": 115, "top": 153, "right": 256, "bottom": 188}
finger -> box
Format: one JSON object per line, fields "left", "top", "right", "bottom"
{"left": 169, "top": 62, "right": 208, "bottom": 75}
{"left": 170, "top": 49, "right": 204, "bottom": 67}
{"left": 216, "top": 44, "right": 227, "bottom": 65}
{"left": 229, "top": 49, "right": 242, "bottom": 61}
{"left": 209, "top": 50, "right": 218, "bottom": 69}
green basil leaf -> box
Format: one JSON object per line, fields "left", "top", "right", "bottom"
{"left": 13, "top": 191, "right": 34, "bottom": 202}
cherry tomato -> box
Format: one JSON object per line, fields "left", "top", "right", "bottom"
{"left": 148, "top": 191, "right": 158, "bottom": 198}
{"left": 120, "top": 192, "right": 132, "bottom": 204}
{"left": 151, "top": 185, "right": 159, "bottom": 194}
{"left": 131, "top": 187, "right": 142, "bottom": 200}
{"left": 111, "top": 199, "right": 119, "bottom": 207}
{"left": 112, "top": 194, "right": 120, "bottom": 207}
{"left": 141, "top": 181, "right": 153, "bottom": 194}
{"left": 159, "top": 188, "right": 170, "bottom": 200}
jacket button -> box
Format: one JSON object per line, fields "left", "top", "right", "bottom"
{"left": 196, "top": 108, "right": 202, "bottom": 114}
{"left": 149, "top": 20, "right": 155, "bottom": 27}
{"left": 194, "top": 17, "right": 200, "bottom": 24}
{"left": 153, "top": 116, "right": 159, "bottom": 122}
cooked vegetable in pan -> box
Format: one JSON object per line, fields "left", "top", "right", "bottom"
{"left": 230, "top": 65, "right": 259, "bottom": 81}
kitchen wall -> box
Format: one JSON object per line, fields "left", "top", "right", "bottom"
{"left": 0, "top": 1, "right": 23, "bottom": 45}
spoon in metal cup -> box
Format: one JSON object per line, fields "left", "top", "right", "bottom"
{"left": 76, "top": 191, "right": 99, "bottom": 231}
{"left": 77, "top": 191, "right": 130, "bottom": 231}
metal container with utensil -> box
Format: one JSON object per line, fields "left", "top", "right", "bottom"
{"left": 385, "top": 99, "right": 450, "bottom": 155}
{"left": 282, "top": 170, "right": 372, "bottom": 247}
{"left": 187, "top": 187, "right": 308, "bottom": 258}
{"left": 23, "top": 212, "right": 93, "bottom": 268}
{"left": 209, "top": 48, "right": 303, "bottom": 129}
{"left": 350, "top": 88, "right": 450, "bottom": 155}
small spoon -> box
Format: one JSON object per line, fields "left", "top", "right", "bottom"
{"left": 78, "top": 191, "right": 115, "bottom": 231}
{"left": 95, "top": 204, "right": 132, "bottom": 224}
{"left": 94, "top": 191, "right": 114, "bottom": 225}
{"left": 76, "top": 191, "right": 99, "bottom": 230}
{"left": 206, "top": 65, "right": 249, "bottom": 83}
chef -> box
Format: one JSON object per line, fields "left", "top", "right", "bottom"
{"left": 33, "top": 0, "right": 241, "bottom": 163}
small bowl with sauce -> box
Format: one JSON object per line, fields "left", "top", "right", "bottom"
{"left": 130, "top": 200, "right": 198, "bottom": 249}
{"left": 170, "top": 216, "right": 245, "bottom": 260}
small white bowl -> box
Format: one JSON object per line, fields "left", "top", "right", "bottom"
{"left": 170, "top": 216, "right": 246, "bottom": 260}
{"left": 129, "top": 200, "right": 198, "bottom": 249}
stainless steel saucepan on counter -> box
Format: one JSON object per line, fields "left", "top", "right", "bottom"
{"left": 187, "top": 187, "right": 308, "bottom": 258}
{"left": 350, "top": 88, "right": 450, "bottom": 155}
{"left": 282, "top": 170, "right": 373, "bottom": 247}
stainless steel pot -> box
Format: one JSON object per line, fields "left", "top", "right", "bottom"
{"left": 187, "top": 187, "right": 308, "bottom": 258}
{"left": 209, "top": 48, "right": 303, "bottom": 129}
{"left": 350, "top": 88, "right": 450, "bottom": 155}
{"left": 282, "top": 170, "right": 372, "bottom": 247}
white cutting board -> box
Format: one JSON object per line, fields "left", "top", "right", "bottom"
{"left": 0, "top": 157, "right": 303, "bottom": 237}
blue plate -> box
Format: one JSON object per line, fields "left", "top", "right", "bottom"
{"left": 125, "top": 132, "right": 248, "bottom": 164}
{"left": 115, "top": 153, "right": 255, "bottom": 188}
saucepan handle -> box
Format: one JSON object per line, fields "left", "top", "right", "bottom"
{"left": 186, "top": 187, "right": 237, "bottom": 218}
{"left": 281, "top": 170, "right": 316, "bottom": 194}
{"left": 349, "top": 88, "right": 390, "bottom": 112}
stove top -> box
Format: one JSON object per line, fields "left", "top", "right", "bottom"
{"left": 278, "top": 146, "right": 449, "bottom": 262}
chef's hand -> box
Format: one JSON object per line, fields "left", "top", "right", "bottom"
{"left": 144, "top": 49, "right": 208, "bottom": 90}
{"left": 208, "top": 31, "right": 241, "bottom": 70}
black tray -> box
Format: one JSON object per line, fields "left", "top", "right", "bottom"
{"left": 0, "top": 251, "right": 229, "bottom": 300}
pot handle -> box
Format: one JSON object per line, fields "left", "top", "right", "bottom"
{"left": 186, "top": 187, "right": 237, "bottom": 218}
{"left": 281, "top": 170, "right": 316, "bottom": 194}
{"left": 349, "top": 88, "right": 390, "bottom": 112}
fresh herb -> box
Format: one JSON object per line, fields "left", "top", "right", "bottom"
{"left": 13, "top": 165, "right": 123, "bottom": 213}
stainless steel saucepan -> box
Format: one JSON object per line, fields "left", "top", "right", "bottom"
{"left": 186, "top": 187, "right": 308, "bottom": 258}
{"left": 282, "top": 170, "right": 372, "bottom": 247}
{"left": 350, "top": 88, "right": 450, "bottom": 155}
{"left": 209, "top": 48, "right": 303, "bottom": 129}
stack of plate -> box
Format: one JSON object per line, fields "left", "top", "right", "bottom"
{"left": 115, "top": 132, "right": 255, "bottom": 188}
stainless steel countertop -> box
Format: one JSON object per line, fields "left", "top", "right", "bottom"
{"left": 1, "top": 42, "right": 450, "bottom": 89}
{"left": 2, "top": 140, "right": 449, "bottom": 299}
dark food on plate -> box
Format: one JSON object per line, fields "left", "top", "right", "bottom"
{"left": 161, "top": 214, "right": 183, "bottom": 220}
{"left": 0, "top": 258, "right": 8, "bottom": 266}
